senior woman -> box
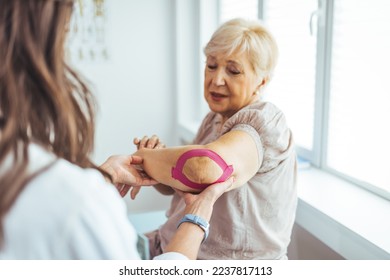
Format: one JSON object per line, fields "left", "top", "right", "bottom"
{"left": 132, "top": 18, "right": 297, "bottom": 260}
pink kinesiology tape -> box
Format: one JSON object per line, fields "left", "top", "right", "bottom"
{"left": 171, "top": 149, "right": 234, "bottom": 190}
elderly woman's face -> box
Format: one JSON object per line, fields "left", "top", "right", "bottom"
{"left": 204, "top": 52, "right": 260, "bottom": 120}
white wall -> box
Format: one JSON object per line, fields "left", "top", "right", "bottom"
{"left": 71, "top": 0, "right": 175, "bottom": 213}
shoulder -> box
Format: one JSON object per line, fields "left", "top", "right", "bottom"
{"left": 25, "top": 144, "right": 114, "bottom": 202}
{"left": 41, "top": 161, "right": 139, "bottom": 259}
{"left": 221, "top": 101, "right": 290, "bottom": 139}
{"left": 221, "top": 101, "right": 294, "bottom": 167}
{"left": 31, "top": 157, "right": 130, "bottom": 234}
{"left": 2, "top": 146, "right": 138, "bottom": 259}
{"left": 14, "top": 145, "right": 116, "bottom": 212}
{"left": 15, "top": 153, "right": 127, "bottom": 232}
{"left": 223, "top": 101, "right": 286, "bottom": 131}
{"left": 30, "top": 157, "right": 118, "bottom": 209}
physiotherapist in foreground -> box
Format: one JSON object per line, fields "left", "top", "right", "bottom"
{"left": 0, "top": 0, "right": 233, "bottom": 260}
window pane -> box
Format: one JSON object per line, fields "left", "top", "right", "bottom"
{"left": 219, "top": 0, "right": 258, "bottom": 23}
{"left": 328, "top": 0, "right": 390, "bottom": 193}
{"left": 263, "top": 0, "right": 318, "bottom": 152}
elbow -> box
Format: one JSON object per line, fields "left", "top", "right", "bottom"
{"left": 182, "top": 156, "right": 222, "bottom": 185}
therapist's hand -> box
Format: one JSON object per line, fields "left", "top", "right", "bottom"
{"left": 163, "top": 177, "right": 234, "bottom": 259}
{"left": 100, "top": 155, "right": 158, "bottom": 197}
{"left": 133, "top": 135, "right": 173, "bottom": 198}
{"left": 177, "top": 177, "right": 234, "bottom": 221}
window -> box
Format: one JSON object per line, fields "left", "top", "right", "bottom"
{"left": 218, "top": 0, "right": 390, "bottom": 199}
{"left": 262, "top": 0, "right": 318, "bottom": 155}
{"left": 219, "top": 0, "right": 258, "bottom": 23}
{"left": 327, "top": 0, "right": 390, "bottom": 195}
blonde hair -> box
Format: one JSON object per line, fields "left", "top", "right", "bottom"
{"left": 204, "top": 18, "right": 278, "bottom": 82}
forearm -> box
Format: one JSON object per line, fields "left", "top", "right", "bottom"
{"left": 162, "top": 177, "right": 234, "bottom": 259}
{"left": 164, "top": 222, "right": 204, "bottom": 259}
{"left": 134, "top": 142, "right": 239, "bottom": 192}
{"left": 154, "top": 183, "right": 174, "bottom": 195}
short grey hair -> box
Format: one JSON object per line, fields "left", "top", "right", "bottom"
{"left": 204, "top": 18, "right": 278, "bottom": 82}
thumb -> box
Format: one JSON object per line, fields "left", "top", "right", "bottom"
{"left": 129, "top": 155, "right": 143, "bottom": 165}
{"left": 201, "top": 176, "right": 235, "bottom": 201}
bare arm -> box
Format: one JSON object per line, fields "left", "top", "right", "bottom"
{"left": 134, "top": 130, "right": 261, "bottom": 193}
{"left": 153, "top": 183, "right": 175, "bottom": 195}
{"left": 133, "top": 135, "right": 174, "bottom": 196}
{"left": 160, "top": 177, "right": 234, "bottom": 259}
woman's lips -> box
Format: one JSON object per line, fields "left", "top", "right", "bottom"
{"left": 210, "top": 92, "right": 227, "bottom": 102}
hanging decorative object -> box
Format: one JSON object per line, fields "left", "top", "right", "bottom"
{"left": 66, "top": 0, "right": 108, "bottom": 62}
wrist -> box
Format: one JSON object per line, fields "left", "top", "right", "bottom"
{"left": 177, "top": 214, "right": 210, "bottom": 243}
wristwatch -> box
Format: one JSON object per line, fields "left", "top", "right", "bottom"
{"left": 177, "top": 214, "right": 210, "bottom": 243}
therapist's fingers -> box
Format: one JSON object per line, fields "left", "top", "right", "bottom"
{"left": 116, "top": 184, "right": 131, "bottom": 197}
{"left": 182, "top": 177, "right": 234, "bottom": 205}
{"left": 202, "top": 177, "right": 234, "bottom": 201}
{"left": 178, "top": 177, "right": 234, "bottom": 222}
{"left": 116, "top": 184, "right": 145, "bottom": 199}
{"left": 126, "top": 158, "right": 157, "bottom": 186}
{"left": 129, "top": 155, "right": 144, "bottom": 165}
{"left": 130, "top": 186, "right": 142, "bottom": 200}
{"left": 101, "top": 155, "right": 158, "bottom": 187}
{"left": 133, "top": 177, "right": 158, "bottom": 187}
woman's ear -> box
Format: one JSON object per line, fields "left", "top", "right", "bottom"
{"left": 255, "top": 77, "right": 268, "bottom": 93}
{"left": 260, "top": 77, "right": 268, "bottom": 87}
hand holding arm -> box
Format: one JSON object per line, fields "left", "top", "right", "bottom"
{"left": 99, "top": 155, "right": 158, "bottom": 197}
{"left": 134, "top": 130, "right": 261, "bottom": 193}
{"left": 133, "top": 135, "right": 174, "bottom": 197}
{"left": 161, "top": 177, "right": 234, "bottom": 260}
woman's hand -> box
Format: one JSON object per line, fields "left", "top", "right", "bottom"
{"left": 133, "top": 135, "right": 173, "bottom": 197}
{"left": 177, "top": 177, "right": 234, "bottom": 221}
{"left": 162, "top": 177, "right": 234, "bottom": 259}
{"left": 133, "top": 135, "right": 166, "bottom": 150}
{"left": 100, "top": 155, "right": 158, "bottom": 197}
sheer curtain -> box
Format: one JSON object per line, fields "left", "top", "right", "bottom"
{"left": 262, "top": 0, "right": 318, "bottom": 153}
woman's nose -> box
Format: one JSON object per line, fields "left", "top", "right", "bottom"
{"left": 212, "top": 70, "right": 226, "bottom": 86}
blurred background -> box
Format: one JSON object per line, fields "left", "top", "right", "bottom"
{"left": 67, "top": 0, "right": 389, "bottom": 259}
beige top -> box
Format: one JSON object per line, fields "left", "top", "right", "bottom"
{"left": 159, "top": 100, "right": 297, "bottom": 259}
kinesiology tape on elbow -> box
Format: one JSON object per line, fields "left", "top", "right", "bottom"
{"left": 171, "top": 149, "right": 234, "bottom": 190}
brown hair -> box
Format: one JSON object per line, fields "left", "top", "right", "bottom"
{"left": 0, "top": 0, "right": 103, "bottom": 244}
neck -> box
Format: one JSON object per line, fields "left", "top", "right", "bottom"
{"left": 220, "top": 97, "right": 259, "bottom": 124}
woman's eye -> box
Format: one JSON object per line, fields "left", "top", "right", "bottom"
{"left": 229, "top": 68, "right": 241, "bottom": 75}
{"left": 207, "top": 64, "right": 217, "bottom": 70}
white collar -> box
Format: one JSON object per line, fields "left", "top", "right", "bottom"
{"left": 0, "top": 143, "right": 56, "bottom": 177}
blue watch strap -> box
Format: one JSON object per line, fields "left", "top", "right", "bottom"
{"left": 177, "top": 214, "right": 210, "bottom": 243}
